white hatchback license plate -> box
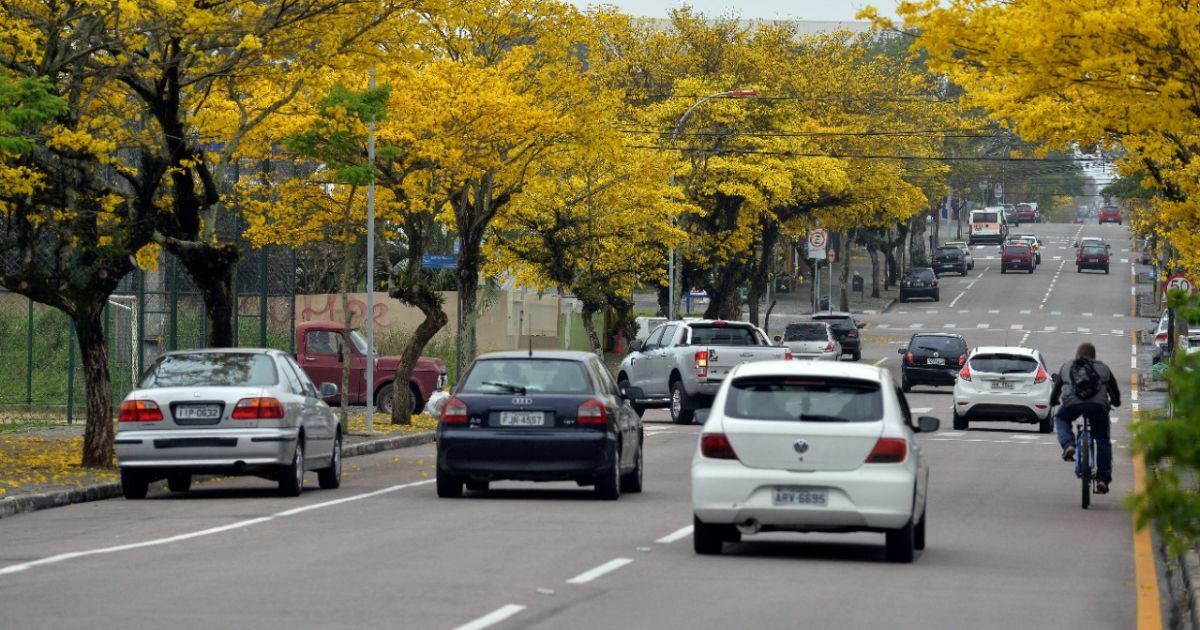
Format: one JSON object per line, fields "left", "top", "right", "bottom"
{"left": 927, "top": 358, "right": 946, "bottom": 365}
{"left": 773, "top": 488, "right": 828, "bottom": 506}
{"left": 175, "top": 404, "right": 221, "bottom": 420}
{"left": 499, "top": 411, "right": 544, "bottom": 427}
{"left": 991, "top": 381, "right": 1015, "bottom": 390}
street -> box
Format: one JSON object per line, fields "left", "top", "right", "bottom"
{"left": 0, "top": 223, "right": 1148, "bottom": 630}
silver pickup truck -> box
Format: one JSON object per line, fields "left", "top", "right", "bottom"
{"left": 617, "top": 319, "right": 790, "bottom": 424}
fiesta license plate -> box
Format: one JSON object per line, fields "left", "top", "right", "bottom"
{"left": 175, "top": 404, "right": 221, "bottom": 420}
{"left": 499, "top": 411, "right": 545, "bottom": 427}
{"left": 773, "top": 488, "right": 828, "bottom": 506}
{"left": 927, "top": 358, "right": 946, "bottom": 365}
{"left": 991, "top": 381, "right": 1015, "bottom": 390}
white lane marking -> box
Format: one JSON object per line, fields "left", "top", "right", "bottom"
{"left": 1113, "top": 313, "right": 1124, "bottom": 318}
{"left": 1020, "top": 331, "right": 1032, "bottom": 346}
{"left": 1132, "top": 389, "right": 1139, "bottom": 401}
{"left": 909, "top": 323, "right": 923, "bottom": 329}
{"left": 873, "top": 357, "right": 889, "bottom": 366}
{"left": 911, "top": 407, "right": 933, "bottom": 413}
{"left": 1112, "top": 329, "right": 1123, "bottom": 335}
{"left": 1012, "top": 435, "right": 1039, "bottom": 440}
{"left": 939, "top": 431, "right": 965, "bottom": 437}
{"left": 977, "top": 323, "right": 990, "bottom": 329}
{"left": 1044, "top": 326, "right": 1057, "bottom": 332}
{"left": 949, "top": 291, "right": 966, "bottom": 308}
{"left": 1082, "top": 312, "right": 1093, "bottom": 317}
{"left": 875, "top": 324, "right": 891, "bottom": 329}
{"left": 0, "top": 480, "right": 436, "bottom": 577}
{"left": 988, "top": 309, "right": 1000, "bottom": 314}
{"left": 1010, "top": 324, "right": 1024, "bottom": 330}
{"left": 1121, "top": 258, "right": 1129, "bottom": 263}
{"left": 944, "top": 323, "right": 956, "bottom": 329}
{"left": 1078, "top": 328, "right": 1091, "bottom": 333}
{"left": 1131, "top": 286, "right": 1136, "bottom": 295}
{"left": 1132, "top": 355, "right": 1137, "bottom": 369}
{"left": 1132, "top": 344, "right": 1137, "bottom": 355}
{"left": 566, "top": 558, "right": 633, "bottom": 585}
{"left": 455, "top": 605, "right": 527, "bottom": 630}
{"left": 1051, "top": 311, "right": 1062, "bottom": 316}
{"left": 1020, "top": 309, "right": 1031, "bottom": 315}
{"left": 958, "top": 310, "right": 970, "bottom": 314}
{"left": 1053, "top": 256, "right": 1062, "bottom": 260}
{"left": 656, "top": 525, "right": 694, "bottom": 544}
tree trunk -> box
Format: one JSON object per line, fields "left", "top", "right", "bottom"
{"left": 455, "top": 258, "right": 480, "bottom": 378}
{"left": 581, "top": 301, "right": 603, "bottom": 356}
{"left": 390, "top": 300, "right": 448, "bottom": 425}
{"left": 168, "top": 239, "right": 241, "bottom": 347}
{"left": 748, "top": 221, "right": 779, "bottom": 328}
{"left": 868, "top": 243, "right": 881, "bottom": 298}
{"left": 74, "top": 305, "right": 114, "bottom": 468}
{"left": 839, "top": 229, "right": 856, "bottom": 311}
{"left": 763, "top": 298, "right": 778, "bottom": 336}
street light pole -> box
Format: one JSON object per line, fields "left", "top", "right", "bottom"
{"left": 364, "top": 67, "right": 377, "bottom": 431}
{"left": 667, "top": 89, "right": 757, "bottom": 321}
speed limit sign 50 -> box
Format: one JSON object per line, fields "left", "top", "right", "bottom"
{"left": 1166, "top": 274, "right": 1194, "bottom": 295}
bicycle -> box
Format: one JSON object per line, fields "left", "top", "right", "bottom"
{"left": 1074, "top": 415, "right": 1098, "bottom": 510}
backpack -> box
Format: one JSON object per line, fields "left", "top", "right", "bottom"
{"left": 1069, "top": 358, "right": 1102, "bottom": 400}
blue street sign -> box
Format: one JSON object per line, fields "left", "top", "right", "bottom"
{"left": 421, "top": 254, "right": 458, "bottom": 270}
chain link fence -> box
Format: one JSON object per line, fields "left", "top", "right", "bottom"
{"left": 0, "top": 246, "right": 296, "bottom": 424}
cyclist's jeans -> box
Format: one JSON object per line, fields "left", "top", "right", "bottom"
{"left": 1055, "top": 402, "right": 1112, "bottom": 483}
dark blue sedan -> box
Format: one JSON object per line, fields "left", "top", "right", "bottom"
{"left": 437, "top": 351, "right": 644, "bottom": 500}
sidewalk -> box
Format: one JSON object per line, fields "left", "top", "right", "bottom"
{"left": 0, "top": 412, "right": 436, "bottom": 519}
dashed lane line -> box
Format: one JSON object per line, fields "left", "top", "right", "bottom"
{"left": 656, "top": 526, "right": 694, "bottom": 544}
{"left": 566, "top": 558, "right": 634, "bottom": 585}
{"left": 454, "top": 605, "right": 527, "bottom": 630}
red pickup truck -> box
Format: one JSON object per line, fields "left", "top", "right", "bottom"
{"left": 296, "top": 321, "right": 448, "bottom": 414}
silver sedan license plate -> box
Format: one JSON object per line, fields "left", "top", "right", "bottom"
{"left": 773, "top": 487, "right": 828, "bottom": 506}
{"left": 500, "top": 411, "right": 544, "bottom": 427}
{"left": 175, "top": 404, "right": 221, "bottom": 420}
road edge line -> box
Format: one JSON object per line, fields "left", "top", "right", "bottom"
{"left": 1131, "top": 317, "right": 1164, "bottom": 630}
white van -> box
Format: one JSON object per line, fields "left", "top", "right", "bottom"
{"left": 969, "top": 207, "right": 1007, "bottom": 245}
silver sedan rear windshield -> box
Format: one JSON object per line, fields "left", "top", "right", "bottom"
{"left": 140, "top": 353, "right": 279, "bottom": 388}
{"left": 724, "top": 377, "right": 883, "bottom": 422}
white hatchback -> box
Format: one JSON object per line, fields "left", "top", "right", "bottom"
{"left": 952, "top": 346, "right": 1053, "bottom": 433}
{"left": 691, "top": 361, "right": 938, "bottom": 563}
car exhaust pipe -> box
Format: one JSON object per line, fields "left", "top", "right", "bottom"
{"left": 737, "top": 519, "right": 760, "bottom": 535}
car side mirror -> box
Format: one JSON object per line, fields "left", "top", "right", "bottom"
{"left": 898, "top": 346, "right": 907, "bottom": 354}
{"left": 622, "top": 385, "right": 644, "bottom": 400}
{"left": 319, "top": 382, "right": 338, "bottom": 398}
{"left": 694, "top": 408, "right": 711, "bottom": 424}
{"left": 628, "top": 339, "right": 643, "bottom": 353}
{"left": 916, "top": 416, "right": 940, "bottom": 433}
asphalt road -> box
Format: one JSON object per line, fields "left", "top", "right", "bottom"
{"left": 0, "top": 223, "right": 1149, "bottom": 630}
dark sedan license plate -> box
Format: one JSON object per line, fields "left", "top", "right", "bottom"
{"left": 175, "top": 404, "right": 221, "bottom": 420}
{"left": 499, "top": 411, "right": 544, "bottom": 427}
{"left": 927, "top": 358, "right": 946, "bottom": 365}
{"left": 773, "top": 487, "right": 828, "bottom": 506}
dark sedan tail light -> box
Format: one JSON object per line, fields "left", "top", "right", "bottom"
{"left": 905, "top": 352, "right": 914, "bottom": 364}
{"left": 442, "top": 397, "right": 468, "bottom": 425}
{"left": 119, "top": 400, "right": 163, "bottom": 422}
{"left": 700, "top": 433, "right": 739, "bottom": 460}
{"left": 847, "top": 328, "right": 858, "bottom": 337}
{"left": 577, "top": 399, "right": 609, "bottom": 425}
{"left": 231, "top": 397, "right": 285, "bottom": 420}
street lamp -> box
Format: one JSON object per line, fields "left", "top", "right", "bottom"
{"left": 926, "top": 214, "right": 934, "bottom": 258}
{"left": 668, "top": 89, "right": 758, "bottom": 321}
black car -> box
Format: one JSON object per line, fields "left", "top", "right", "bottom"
{"left": 899, "top": 268, "right": 939, "bottom": 302}
{"left": 810, "top": 312, "right": 861, "bottom": 361}
{"left": 1003, "top": 206, "right": 1020, "bottom": 226}
{"left": 898, "top": 333, "right": 968, "bottom": 392}
{"left": 932, "top": 246, "right": 969, "bottom": 276}
{"left": 436, "top": 351, "right": 644, "bottom": 500}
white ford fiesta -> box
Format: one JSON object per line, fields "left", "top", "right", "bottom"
{"left": 691, "top": 361, "right": 939, "bottom": 562}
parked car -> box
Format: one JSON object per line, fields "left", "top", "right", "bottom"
{"left": 899, "top": 267, "right": 940, "bottom": 302}
{"left": 116, "top": 349, "right": 343, "bottom": 499}
{"left": 1098, "top": 207, "right": 1123, "bottom": 224}
{"left": 618, "top": 319, "right": 790, "bottom": 424}
{"left": 969, "top": 208, "right": 1008, "bottom": 245}
{"left": 1000, "top": 243, "right": 1035, "bottom": 274}
{"left": 691, "top": 360, "right": 939, "bottom": 562}
{"left": 1076, "top": 244, "right": 1110, "bottom": 274}
{"left": 932, "top": 245, "right": 969, "bottom": 276}
{"left": 778, "top": 322, "right": 840, "bottom": 361}
{"left": 952, "top": 346, "right": 1053, "bottom": 433}
{"left": 943, "top": 241, "right": 975, "bottom": 270}
{"left": 436, "top": 351, "right": 643, "bottom": 499}
{"left": 1152, "top": 310, "right": 1170, "bottom": 364}
{"left": 297, "top": 322, "right": 447, "bottom": 414}
{"left": 811, "top": 312, "right": 863, "bottom": 361}
{"left": 1011, "top": 233, "right": 1043, "bottom": 264}
{"left": 899, "top": 333, "right": 969, "bottom": 392}
{"left": 1003, "top": 205, "right": 1020, "bottom": 227}
{"left": 1015, "top": 203, "right": 1040, "bottom": 223}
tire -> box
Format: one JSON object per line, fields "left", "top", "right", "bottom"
{"left": 167, "top": 473, "right": 192, "bottom": 493}
{"left": 1028, "top": 266, "right": 1034, "bottom": 274}
{"left": 885, "top": 518, "right": 916, "bottom": 563}
{"left": 670, "top": 380, "right": 695, "bottom": 425}
{"left": 933, "top": 290, "right": 940, "bottom": 302}
{"left": 317, "top": 431, "right": 342, "bottom": 489}
{"left": 969, "top": 262, "right": 975, "bottom": 270}
{"left": 1080, "top": 432, "right": 1091, "bottom": 510}
{"left": 851, "top": 350, "right": 861, "bottom": 362}
{"left": 121, "top": 469, "right": 149, "bottom": 500}
{"left": 914, "top": 507, "right": 927, "bottom": 551}
{"left": 1001, "top": 268, "right": 1006, "bottom": 274}
{"left": 952, "top": 411, "right": 967, "bottom": 430}
{"left": 898, "top": 295, "right": 907, "bottom": 303}
{"left": 278, "top": 438, "right": 305, "bottom": 497}
{"left": 693, "top": 515, "right": 735, "bottom": 556}
{"left": 595, "top": 449, "right": 621, "bottom": 500}
{"left": 1076, "top": 266, "right": 1082, "bottom": 273}
{"left": 375, "top": 383, "right": 393, "bottom": 414}
{"left": 620, "top": 431, "right": 644, "bottom": 493}
{"left": 961, "top": 266, "right": 968, "bottom": 276}
{"left": 1039, "top": 415, "right": 1053, "bottom": 434}
{"left": 1104, "top": 266, "right": 1109, "bottom": 275}
{"left": 465, "top": 480, "right": 490, "bottom": 492}
{"left": 901, "top": 374, "right": 911, "bottom": 393}
{"left": 436, "top": 467, "right": 463, "bottom": 498}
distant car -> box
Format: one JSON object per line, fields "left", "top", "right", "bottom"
{"left": 779, "top": 322, "right": 841, "bottom": 361}
{"left": 1011, "top": 233, "right": 1043, "bottom": 264}
{"left": 1003, "top": 206, "right": 1020, "bottom": 227}
{"left": 969, "top": 208, "right": 1007, "bottom": 245}
{"left": 899, "top": 267, "right": 939, "bottom": 302}
{"left": 1152, "top": 310, "right": 1169, "bottom": 364}
{"left": 1076, "top": 244, "right": 1110, "bottom": 274}
{"left": 899, "top": 333, "right": 969, "bottom": 392}
{"left": 437, "top": 351, "right": 644, "bottom": 500}
{"left": 691, "top": 360, "right": 939, "bottom": 562}
{"left": 932, "top": 246, "right": 969, "bottom": 276}
{"left": 1075, "top": 236, "right": 1110, "bottom": 252}
{"left": 116, "top": 349, "right": 344, "bottom": 499}
{"left": 1015, "top": 203, "right": 1039, "bottom": 223}
{"left": 1098, "top": 207, "right": 1123, "bottom": 224}
{"left": 952, "top": 346, "right": 1053, "bottom": 433}
{"left": 1000, "top": 239, "right": 1037, "bottom": 268}
{"left": 943, "top": 241, "right": 974, "bottom": 270}
{"left": 1000, "top": 243, "right": 1035, "bottom": 274}
{"left": 811, "top": 312, "right": 862, "bottom": 361}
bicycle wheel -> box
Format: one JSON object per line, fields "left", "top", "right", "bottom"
{"left": 1080, "top": 429, "right": 1091, "bottom": 510}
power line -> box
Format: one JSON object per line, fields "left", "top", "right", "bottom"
{"left": 620, "top": 128, "right": 1001, "bottom": 139}
{"left": 628, "top": 144, "right": 1110, "bottom": 163}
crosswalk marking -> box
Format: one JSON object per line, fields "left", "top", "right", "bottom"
{"left": 1078, "top": 327, "right": 1091, "bottom": 333}
{"left": 988, "top": 309, "right": 1000, "bottom": 314}
{"left": 1044, "top": 326, "right": 1057, "bottom": 332}
{"left": 1082, "top": 312, "right": 1093, "bottom": 317}
{"left": 1019, "top": 309, "right": 1031, "bottom": 314}
{"left": 1010, "top": 324, "right": 1023, "bottom": 330}
{"left": 977, "top": 323, "right": 990, "bottom": 329}
{"left": 1112, "top": 329, "right": 1123, "bottom": 335}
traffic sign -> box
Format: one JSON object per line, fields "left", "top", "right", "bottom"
{"left": 807, "top": 229, "right": 827, "bottom": 261}
{"left": 1166, "top": 274, "right": 1194, "bottom": 295}
{"left": 826, "top": 247, "right": 836, "bottom": 264}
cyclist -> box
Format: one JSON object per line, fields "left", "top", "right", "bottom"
{"left": 1049, "top": 342, "right": 1121, "bottom": 494}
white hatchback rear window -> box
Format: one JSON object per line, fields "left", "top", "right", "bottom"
{"left": 724, "top": 377, "right": 883, "bottom": 422}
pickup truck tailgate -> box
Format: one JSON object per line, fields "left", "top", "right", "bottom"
{"left": 702, "top": 346, "right": 789, "bottom": 382}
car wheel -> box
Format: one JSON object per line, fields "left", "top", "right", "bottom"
{"left": 1104, "top": 266, "right": 1109, "bottom": 275}
{"left": 1039, "top": 415, "right": 1053, "bottom": 434}
{"left": 961, "top": 266, "right": 968, "bottom": 276}
{"left": 901, "top": 374, "right": 911, "bottom": 393}
{"left": 167, "top": 473, "right": 191, "bottom": 493}
{"left": 595, "top": 448, "right": 621, "bottom": 500}
{"left": 465, "top": 480, "right": 490, "bottom": 492}
{"left": 1076, "top": 266, "right": 1082, "bottom": 273}
{"left": 121, "top": 469, "right": 149, "bottom": 500}
{"left": 969, "top": 262, "right": 975, "bottom": 270}
{"left": 278, "top": 438, "right": 304, "bottom": 497}
{"left": 436, "top": 466, "right": 463, "bottom": 498}
{"left": 317, "top": 431, "right": 342, "bottom": 489}
{"left": 851, "top": 350, "right": 861, "bottom": 362}
{"left": 670, "top": 380, "right": 695, "bottom": 425}
{"left": 1028, "top": 266, "right": 1034, "bottom": 274}
{"left": 375, "top": 383, "right": 393, "bottom": 414}
{"left": 952, "top": 410, "right": 968, "bottom": 431}
{"left": 914, "top": 507, "right": 927, "bottom": 551}
{"left": 898, "top": 295, "right": 907, "bottom": 303}
{"left": 1001, "top": 267, "right": 1006, "bottom": 274}
{"left": 621, "top": 431, "right": 644, "bottom": 493}
{"left": 886, "top": 517, "right": 916, "bottom": 563}
{"left": 693, "top": 515, "right": 733, "bottom": 555}
{"left": 933, "top": 290, "right": 940, "bottom": 302}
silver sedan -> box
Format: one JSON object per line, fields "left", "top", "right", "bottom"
{"left": 116, "top": 349, "right": 343, "bottom": 498}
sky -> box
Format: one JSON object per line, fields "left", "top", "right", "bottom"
{"left": 568, "top": 0, "right": 900, "bottom": 21}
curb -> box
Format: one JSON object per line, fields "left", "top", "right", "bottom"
{"left": 0, "top": 431, "right": 436, "bottom": 521}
